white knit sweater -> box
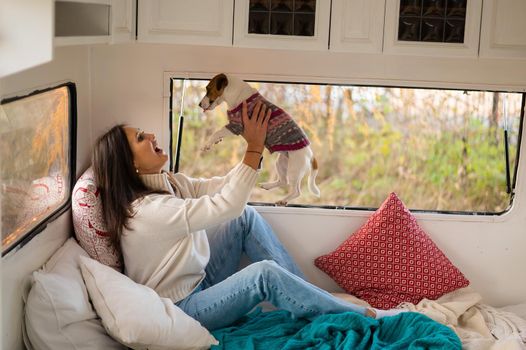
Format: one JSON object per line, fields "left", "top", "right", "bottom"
{"left": 120, "top": 163, "right": 258, "bottom": 302}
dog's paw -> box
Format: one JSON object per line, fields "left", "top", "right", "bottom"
{"left": 259, "top": 182, "right": 272, "bottom": 190}
{"left": 275, "top": 200, "right": 288, "bottom": 206}
{"left": 259, "top": 181, "right": 285, "bottom": 191}
{"left": 201, "top": 144, "right": 213, "bottom": 152}
{"left": 202, "top": 138, "right": 223, "bottom": 152}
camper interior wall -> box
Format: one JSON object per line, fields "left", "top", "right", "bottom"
{"left": 89, "top": 42, "right": 526, "bottom": 305}
{"left": 1, "top": 42, "right": 525, "bottom": 350}
{"left": 0, "top": 46, "right": 92, "bottom": 350}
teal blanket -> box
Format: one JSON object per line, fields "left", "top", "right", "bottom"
{"left": 211, "top": 309, "right": 461, "bottom": 350}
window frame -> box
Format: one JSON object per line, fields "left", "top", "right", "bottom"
{"left": 1, "top": 82, "right": 77, "bottom": 256}
{"left": 169, "top": 75, "right": 525, "bottom": 217}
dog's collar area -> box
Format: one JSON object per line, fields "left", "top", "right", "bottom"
{"left": 228, "top": 92, "right": 261, "bottom": 114}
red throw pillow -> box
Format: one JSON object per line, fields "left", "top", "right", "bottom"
{"left": 314, "top": 192, "right": 469, "bottom": 309}
{"left": 72, "top": 168, "right": 122, "bottom": 271}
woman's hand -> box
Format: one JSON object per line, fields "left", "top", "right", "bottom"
{"left": 241, "top": 100, "right": 271, "bottom": 153}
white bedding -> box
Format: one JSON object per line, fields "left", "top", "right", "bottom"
{"left": 335, "top": 288, "right": 526, "bottom": 350}
{"left": 499, "top": 304, "right": 526, "bottom": 325}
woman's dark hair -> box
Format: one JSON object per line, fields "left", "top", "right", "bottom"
{"left": 92, "top": 124, "right": 157, "bottom": 253}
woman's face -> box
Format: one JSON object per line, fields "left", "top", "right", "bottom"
{"left": 124, "top": 127, "right": 169, "bottom": 174}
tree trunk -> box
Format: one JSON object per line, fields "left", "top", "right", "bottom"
{"left": 491, "top": 93, "right": 500, "bottom": 144}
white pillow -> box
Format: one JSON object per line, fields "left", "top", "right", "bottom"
{"left": 24, "top": 238, "right": 126, "bottom": 350}
{"left": 79, "top": 255, "right": 218, "bottom": 350}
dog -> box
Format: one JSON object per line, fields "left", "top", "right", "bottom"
{"left": 199, "top": 73, "right": 320, "bottom": 205}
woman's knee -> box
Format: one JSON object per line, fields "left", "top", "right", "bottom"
{"left": 240, "top": 206, "right": 264, "bottom": 231}
{"left": 242, "top": 205, "right": 258, "bottom": 220}
{"left": 246, "top": 260, "right": 281, "bottom": 277}
{"left": 247, "top": 260, "right": 286, "bottom": 283}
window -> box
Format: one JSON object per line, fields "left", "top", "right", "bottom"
{"left": 171, "top": 77, "right": 524, "bottom": 214}
{"left": 1, "top": 83, "right": 76, "bottom": 255}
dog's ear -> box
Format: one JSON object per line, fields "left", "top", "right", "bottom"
{"left": 216, "top": 73, "right": 228, "bottom": 91}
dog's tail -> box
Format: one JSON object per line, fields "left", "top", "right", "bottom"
{"left": 308, "top": 157, "right": 321, "bottom": 197}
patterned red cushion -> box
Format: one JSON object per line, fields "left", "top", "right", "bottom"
{"left": 314, "top": 192, "right": 469, "bottom": 309}
{"left": 72, "top": 168, "right": 122, "bottom": 271}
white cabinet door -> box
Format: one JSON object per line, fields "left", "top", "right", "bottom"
{"left": 233, "top": 0, "right": 331, "bottom": 50}
{"left": 383, "top": 0, "right": 482, "bottom": 57}
{"left": 138, "top": 0, "right": 234, "bottom": 46}
{"left": 480, "top": 0, "right": 526, "bottom": 59}
{"left": 112, "top": 0, "right": 136, "bottom": 43}
{"left": 0, "top": 0, "right": 53, "bottom": 78}
{"left": 330, "top": 0, "right": 386, "bottom": 53}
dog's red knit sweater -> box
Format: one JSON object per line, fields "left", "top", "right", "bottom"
{"left": 226, "top": 92, "right": 310, "bottom": 153}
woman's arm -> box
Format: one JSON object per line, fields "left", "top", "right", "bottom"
{"left": 139, "top": 163, "right": 258, "bottom": 236}
{"left": 140, "top": 103, "right": 270, "bottom": 234}
{"left": 241, "top": 100, "right": 271, "bottom": 170}
{"left": 172, "top": 100, "right": 271, "bottom": 197}
{"left": 171, "top": 164, "right": 244, "bottom": 198}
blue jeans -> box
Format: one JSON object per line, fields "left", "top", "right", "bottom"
{"left": 176, "top": 206, "right": 368, "bottom": 330}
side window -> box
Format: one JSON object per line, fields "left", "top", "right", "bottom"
{"left": 1, "top": 83, "right": 76, "bottom": 255}
{"left": 171, "top": 77, "right": 524, "bottom": 214}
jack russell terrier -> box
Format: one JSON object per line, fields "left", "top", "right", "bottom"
{"left": 199, "top": 73, "right": 320, "bottom": 206}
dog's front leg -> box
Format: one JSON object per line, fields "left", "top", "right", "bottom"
{"left": 202, "top": 127, "right": 234, "bottom": 152}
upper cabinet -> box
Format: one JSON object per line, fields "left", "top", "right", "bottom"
{"left": 137, "top": 0, "right": 233, "bottom": 46}
{"left": 479, "top": 0, "right": 526, "bottom": 59}
{"left": 111, "top": 0, "right": 525, "bottom": 61}
{"left": 112, "top": 0, "right": 136, "bottom": 44}
{"left": 54, "top": 0, "right": 135, "bottom": 46}
{"left": 5, "top": 0, "right": 520, "bottom": 75}
{"left": 233, "top": 0, "right": 331, "bottom": 50}
{"left": 329, "top": 0, "right": 386, "bottom": 53}
{"left": 383, "top": 0, "right": 482, "bottom": 57}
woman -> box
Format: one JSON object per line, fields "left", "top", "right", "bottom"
{"left": 92, "top": 101, "right": 403, "bottom": 330}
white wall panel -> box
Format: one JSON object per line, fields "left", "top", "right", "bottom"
{"left": 0, "top": 0, "right": 53, "bottom": 78}
{"left": 90, "top": 43, "right": 526, "bottom": 307}
{"left": 0, "top": 46, "right": 92, "bottom": 350}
